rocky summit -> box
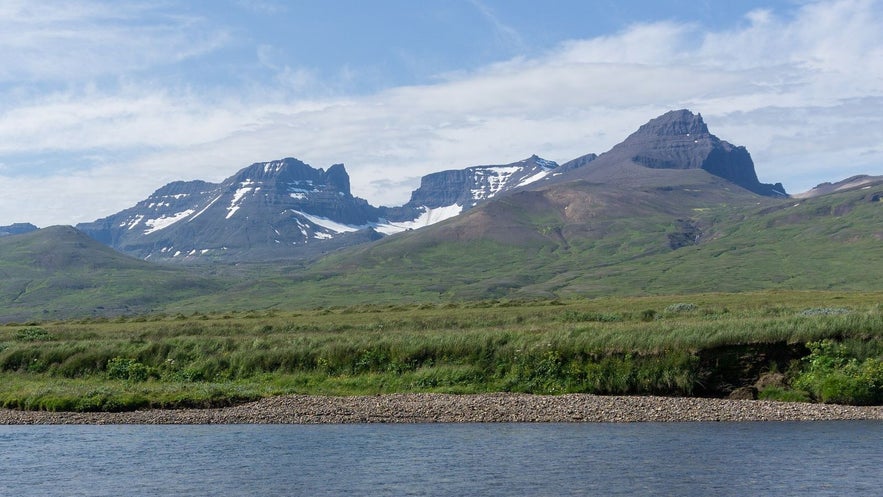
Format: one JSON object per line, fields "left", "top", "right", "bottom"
{"left": 556, "top": 109, "right": 786, "bottom": 197}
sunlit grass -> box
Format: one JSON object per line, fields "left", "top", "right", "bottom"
{"left": 1, "top": 291, "right": 881, "bottom": 411}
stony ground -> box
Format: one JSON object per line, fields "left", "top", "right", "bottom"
{"left": 2, "top": 394, "right": 882, "bottom": 424}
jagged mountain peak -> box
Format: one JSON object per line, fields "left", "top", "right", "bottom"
{"left": 631, "top": 109, "right": 710, "bottom": 137}
{"left": 401, "top": 155, "right": 566, "bottom": 210}
{"left": 233, "top": 158, "right": 352, "bottom": 195}
{"left": 560, "top": 109, "right": 786, "bottom": 197}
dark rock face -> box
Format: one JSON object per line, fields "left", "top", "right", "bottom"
{"left": 77, "top": 158, "right": 383, "bottom": 262}
{"left": 383, "top": 155, "right": 586, "bottom": 224}
{"left": 397, "top": 155, "right": 575, "bottom": 211}
{"left": 77, "top": 154, "right": 587, "bottom": 263}
{"left": 667, "top": 219, "right": 702, "bottom": 250}
{"left": 616, "top": 110, "right": 786, "bottom": 196}
{"left": 0, "top": 223, "right": 39, "bottom": 237}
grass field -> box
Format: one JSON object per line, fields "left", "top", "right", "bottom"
{"left": 1, "top": 291, "right": 881, "bottom": 411}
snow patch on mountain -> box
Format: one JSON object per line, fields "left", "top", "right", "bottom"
{"left": 373, "top": 204, "right": 463, "bottom": 235}
{"left": 122, "top": 215, "right": 145, "bottom": 230}
{"left": 471, "top": 166, "right": 521, "bottom": 202}
{"left": 227, "top": 180, "right": 258, "bottom": 219}
{"left": 292, "top": 210, "right": 363, "bottom": 233}
{"left": 144, "top": 209, "right": 196, "bottom": 234}
{"left": 517, "top": 170, "right": 551, "bottom": 187}
{"left": 264, "top": 161, "right": 286, "bottom": 174}
{"left": 189, "top": 195, "right": 222, "bottom": 222}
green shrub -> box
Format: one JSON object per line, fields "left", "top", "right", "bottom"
{"left": 106, "top": 357, "right": 150, "bottom": 382}
{"left": 793, "top": 340, "right": 882, "bottom": 405}
{"left": 758, "top": 387, "right": 811, "bottom": 403}
{"left": 15, "top": 328, "right": 53, "bottom": 341}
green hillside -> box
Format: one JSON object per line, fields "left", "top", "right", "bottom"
{"left": 168, "top": 177, "right": 881, "bottom": 312}
{"left": 0, "top": 226, "right": 222, "bottom": 322}
{"left": 1, "top": 180, "right": 880, "bottom": 320}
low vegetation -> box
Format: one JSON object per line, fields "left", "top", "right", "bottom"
{"left": 0, "top": 291, "right": 880, "bottom": 411}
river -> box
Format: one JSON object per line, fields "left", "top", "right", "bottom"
{"left": 1, "top": 421, "right": 880, "bottom": 496}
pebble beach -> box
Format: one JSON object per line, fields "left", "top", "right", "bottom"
{"left": 1, "top": 393, "right": 881, "bottom": 424}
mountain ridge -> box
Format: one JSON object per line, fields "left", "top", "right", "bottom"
{"left": 75, "top": 154, "right": 581, "bottom": 262}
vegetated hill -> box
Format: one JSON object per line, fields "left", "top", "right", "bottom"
{"left": 0, "top": 226, "right": 222, "bottom": 322}
{"left": 231, "top": 174, "right": 878, "bottom": 309}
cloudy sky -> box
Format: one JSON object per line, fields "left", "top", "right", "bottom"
{"left": 1, "top": 0, "right": 881, "bottom": 227}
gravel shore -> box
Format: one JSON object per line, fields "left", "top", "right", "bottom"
{"left": 2, "top": 394, "right": 881, "bottom": 424}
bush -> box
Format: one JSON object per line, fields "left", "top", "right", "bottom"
{"left": 15, "top": 328, "right": 53, "bottom": 341}
{"left": 665, "top": 303, "right": 697, "bottom": 313}
{"left": 793, "top": 340, "right": 882, "bottom": 405}
{"left": 106, "top": 357, "right": 150, "bottom": 382}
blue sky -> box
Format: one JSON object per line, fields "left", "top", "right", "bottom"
{"left": 1, "top": 0, "right": 882, "bottom": 226}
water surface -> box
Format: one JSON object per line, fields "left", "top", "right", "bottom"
{"left": 1, "top": 421, "right": 880, "bottom": 496}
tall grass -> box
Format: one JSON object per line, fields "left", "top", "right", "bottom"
{"left": 1, "top": 291, "right": 881, "bottom": 410}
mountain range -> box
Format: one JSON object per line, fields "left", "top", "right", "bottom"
{"left": 74, "top": 152, "right": 580, "bottom": 262}
{"left": 2, "top": 109, "right": 881, "bottom": 321}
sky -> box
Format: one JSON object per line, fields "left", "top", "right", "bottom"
{"left": 1, "top": 0, "right": 882, "bottom": 227}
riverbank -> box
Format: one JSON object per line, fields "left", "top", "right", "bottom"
{"left": 1, "top": 393, "right": 881, "bottom": 424}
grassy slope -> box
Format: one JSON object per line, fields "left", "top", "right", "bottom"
{"left": 0, "top": 226, "right": 222, "bottom": 322}
{"left": 168, "top": 180, "right": 881, "bottom": 313}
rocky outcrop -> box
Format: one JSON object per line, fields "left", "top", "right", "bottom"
{"left": 398, "top": 155, "right": 570, "bottom": 211}
{"left": 667, "top": 219, "right": 702, "bottom": 249}
{"left": 625, "top": 110, "right": 786, "bottom": 196}
{"left": 578, "top": 110, "right": 787, "bottom": 197}
{"left": 565, "top": 110, "right": 787, "bottom": 197}
{"left": 0, "top": 223, "right": 38, "bottom": 237}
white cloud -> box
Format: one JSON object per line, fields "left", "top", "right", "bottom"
{"left": 1, "top": 0, "right": 882, "bottom": 227}
{"left": 0, "top": 0, "right": 230, "bottom": 82}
